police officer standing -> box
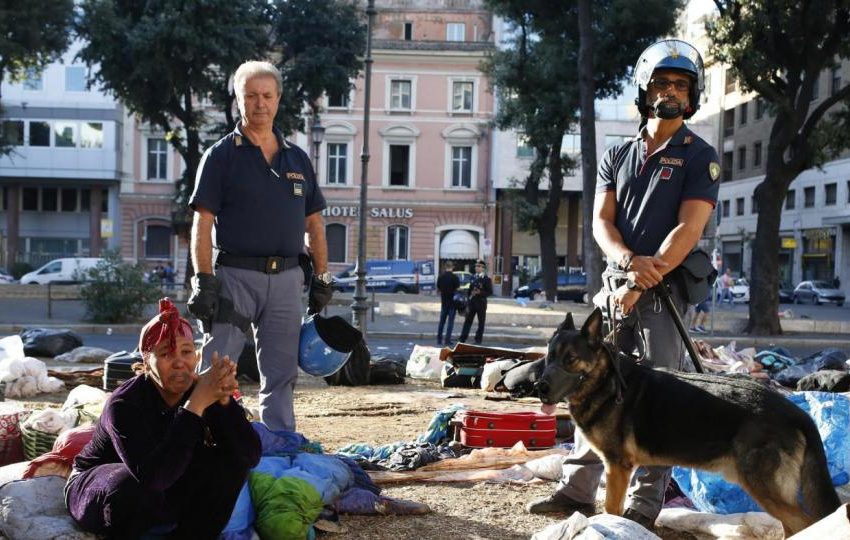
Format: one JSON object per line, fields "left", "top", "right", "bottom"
{"left": 436, "top": 261, "right": 460, "bottom": 346}
{"left": 187, "top": 61, "right": 333, "bottom": 432}
{"left": 527, "top": 40, "right": 720, "bottom": 531}
{"left": 459, "top": 260, "right": 493, "bottom": 344}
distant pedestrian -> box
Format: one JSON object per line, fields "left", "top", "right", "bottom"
{"left": 833, "top": 276, "right": 841, "bottom": 289}
{"left": 436, "top": 261, "right": 460, "bottom": 346}
{"left": 163, "top": 262, "right": 176, "bottom": 285}
{"left": 717, "top": 268, "right": 733, "bottom": 303}
{"left": 689, "top": 295, "right": 710, "bottom": 333}
{"left": 459, "top": 260, "right": 492, "bottom": 344}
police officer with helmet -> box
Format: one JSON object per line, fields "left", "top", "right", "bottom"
{"left": 187, "top": 60, "right": 333, "bottom": 432}
{"left": 527, "top": 40, "right": 721, "bottom": 531}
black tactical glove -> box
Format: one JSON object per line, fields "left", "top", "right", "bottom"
{"left": 187, "top": 272, "right": 221, "bottom": 332}
{"left": 307, "top": 275, "right": 333, "bottom": 316}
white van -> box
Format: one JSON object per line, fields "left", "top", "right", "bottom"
{"left": 20, "top": 258, "right": 104, "bottom": 285}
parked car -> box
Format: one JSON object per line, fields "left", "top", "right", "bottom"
{"left": 19, "top": 257, "right": 104, "bottom": 285}
{"left": 792, "top": 280, "right": 845, "bottom": 306}
{"left": 778, "top": 288, "right": 794, "bottom": 303}
{"left": 729, "top": 278, "right": 750, "bottom": 303}
{"left": 514, "top": 271, "right": 588, "bottom": 302}
{"left": 0, "top": 268, "right": 13, "bottom": 284}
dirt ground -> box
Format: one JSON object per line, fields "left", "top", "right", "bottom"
{"left": 16, "top": 374, "right": 696, "bottom": 540}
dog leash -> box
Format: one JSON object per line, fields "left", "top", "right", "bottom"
{"left": 604, "top": 296, "right": 629, "bottom": 404}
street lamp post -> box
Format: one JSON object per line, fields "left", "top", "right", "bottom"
{"left": 351, "top": 0, "right": 376, "bottom": 334}
{"left": 310, "top": 115, "right": 325, "bottom": 174}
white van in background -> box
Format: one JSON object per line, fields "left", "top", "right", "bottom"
{"left": 20, "top": 258, "right": 104, "bottom": 285}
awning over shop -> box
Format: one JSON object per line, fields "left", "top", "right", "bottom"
{"left": 440, "top": 230, "right": 479, "bottom": 260}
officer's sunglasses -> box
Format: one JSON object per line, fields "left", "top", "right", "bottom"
{"left": 649, "top": 78, "right": 691, "bottom": 92}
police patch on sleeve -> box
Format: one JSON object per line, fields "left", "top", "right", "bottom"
{"left": 709, "top": 162, "right": 721, "bottom": 182}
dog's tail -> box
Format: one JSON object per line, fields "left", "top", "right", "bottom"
{"left": 799, "top": 422, "right": 841, "bottom": 521}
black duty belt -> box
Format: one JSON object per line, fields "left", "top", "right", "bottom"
{"left": 216, "top": 253, "right": 301, "bottom": 274}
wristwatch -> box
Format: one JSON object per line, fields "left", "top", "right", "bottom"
{"left": 315, "top": 271, "right": 334, "bottom": 286}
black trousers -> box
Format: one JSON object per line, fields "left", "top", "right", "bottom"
{"left": 66, "top": 447, "right": 250, "bottom": 539}
{"left": 459, "top": 298, "right": 487, "bottom": 343}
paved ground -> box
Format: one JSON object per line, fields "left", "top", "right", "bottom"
{"left": 2, "top": 289, "right": 848, "bottom": 360}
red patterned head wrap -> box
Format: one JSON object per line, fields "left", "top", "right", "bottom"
{"left": 138, "top": 298, "right": 194, "bottom": 355}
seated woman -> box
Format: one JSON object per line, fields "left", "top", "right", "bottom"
{"left": 65, "top": 298, "right": 261, "bottom": 539}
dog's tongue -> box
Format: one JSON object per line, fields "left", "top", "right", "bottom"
{"left": 540, "top": 403, "right": 558, "bottom": 415}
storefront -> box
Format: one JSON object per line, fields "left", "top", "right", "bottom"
{"left": 801, "top": 228, "right": 836, "bottom": 282}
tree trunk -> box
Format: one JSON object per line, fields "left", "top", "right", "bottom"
{"left": 577, "top": 0, "right": 602, "bottom": 298}
{"left": 746, "top": 168, "right": 792, "bottom": 335}
{"left": 540, "top": 140, "right": 564, "bottom": 301}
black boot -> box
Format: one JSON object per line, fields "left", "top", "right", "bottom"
{"left": 526, "top": 491, "right": 596, "bottom": 515}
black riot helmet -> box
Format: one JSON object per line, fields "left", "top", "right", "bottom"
{"left": 634, "top": 39, "right": 705, "bottom": 120}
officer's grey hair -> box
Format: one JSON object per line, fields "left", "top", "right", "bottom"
{"left": 233, "top": 61, "right": 283, "bottom": 112}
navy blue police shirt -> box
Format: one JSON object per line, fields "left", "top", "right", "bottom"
{"left": 189, "top": 124, "right": 326, "bottom": 258}
{"left": 595, "top": 124, "right": 720, "bottom": 257}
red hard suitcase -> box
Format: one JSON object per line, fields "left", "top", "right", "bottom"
{"left": 456, "top": 410, "right": 556, "bottom": 449}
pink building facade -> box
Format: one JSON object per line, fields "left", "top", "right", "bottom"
{"left": 316, "top": 0, "right": 498, "bottom": 279}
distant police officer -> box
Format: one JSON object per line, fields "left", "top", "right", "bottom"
{"left": 187, "top": 61, "right": 333, "bottom": 432}
{"left": 459, "top": 260, "right": 493, "bottom": 344}
{"left": 527, "top": 40, "right": 721, "bottom": 530}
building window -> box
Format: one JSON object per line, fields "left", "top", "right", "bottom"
{"left": 144, "top": 224, "right": 171, "bottom": 259}
{"left": 722, "top": 151, "right": 733, "bottom": 182}
{"left": 451, "top": 146, "right": 472, "bottom": 188}
{"left": 825, "top": 183, "right": 837, "bottom": 205}
{"left": 831, "top": 66, "right": 841, "bottom": 96}
{"left": 327, "top": 91, "right": 349, "bottom": 108}
{"left": 723, "top": 109, "right": 734, "bottom": 137}
{"left": 721, "top": 199, "right": 730, "bottom": 217}
{"left": 101, "top": 188, "right": 109, "bottom": 213}
{"left": 326, "top": 143, "right": 348, "bottom": 185}
{"left": 22, "top": 187, "right": 39, "bottom": 211}
{"left": 452, "top": 81, "right": 474, "bottom": 112}
{"left": 755, "top": 97, "right": 766, "bottom": 119}
{"left": 751, "top": 195, "right": 758, "bottom": 214}
{"left": 446, "top": 23, "right": 465, "bottom": 41}
{"left": 388, "top": 145, "right": 410, "bottom": 186}
{"left": 147, "top": 138, "right": 168, "bottom": 180}
{"left": 80, "top": 122, "right": 103, "bottom": 148}
{"left": 403, "top": 22, "right": 413, "bottom": 41}
{"left": 738, "top": 146, "right": 746, "bottom": 170}
{"left": 326, "top": 223, "right": 346, "bottom": 263}
{"left": 54, "top": 122, "right": 76, "bottom": 147}
{"left": 562, "top": 132, "right": 581, "bottom": 156}
{"left": 42, "top": 188, "right": 58, "bottom": 212}
{"left": 804, "top": 186, "right": 815, "bottom": 208}
{"left": 386, "top": 225, "right": 409, "bottom": 260}
{"left": 30, "top": 121, "right": 50, "bottom": 146}
{"left": 753, "top": 141, "right": 762, "bottom": 167}
{"left": 811, "top": 74, "right": 819, "bottom": 101}
{"left": 0, "top": 120, "right": 24, "bottom": 146}
{"left": 390, "top": 80, "right": 411, "bottom": 110}
{"left": 739, "top": 102, "right": 748, "bottom": 125}
{"left": 786, "top": 189, "right": 795, "bottom": 210}
{"left": 724, "top": 68, "right": 736, "bottom": 94}
{"left": 23, "top": 68, "right": 43, "bottom": 91}
{"left": 847, "top": 181, "right": 850, "bottom": 204}
{"left": 61, "top": 188, "right": 77, "bottom": 212}
{"left": 735, "top": 197, "right": 744, "bottom": 216}
{"left": 516, "top": 134, "right": 534, "bottom": 158}
{"left": 65, "top": 66, "right": 86, "bottom": 92}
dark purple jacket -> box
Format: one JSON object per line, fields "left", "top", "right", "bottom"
{"left": 73, "top": 375, "right": 261, "bottom": 492}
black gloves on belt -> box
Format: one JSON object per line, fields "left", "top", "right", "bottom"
{"left": 307, "top": 275, "right": 333, "bottom": 316}
{"left": 187, "top": 272, "right": 221, "bottom": 332}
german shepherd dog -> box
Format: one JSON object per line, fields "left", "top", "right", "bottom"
{"left": 536, "top": 308, "right": 840, "bottom": 535}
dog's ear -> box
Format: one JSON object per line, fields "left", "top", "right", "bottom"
{"left": 581, "top": 308, "right": 604, "bottom": 349}
{"left": 557, "top": 312, "right": 575, "bottom": 332}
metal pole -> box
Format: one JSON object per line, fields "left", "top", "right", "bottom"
{"left": 351, "top": 0, "right": 375, "bottom": 334}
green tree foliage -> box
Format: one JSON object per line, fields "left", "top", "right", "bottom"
{"left": 79, "top": 250, "right": 161, "bottom": 323}
{"left": 0, "top": 0, "right": 74, "bottom": 154}
{"left": 483, "top": 0, "right": 680, "bottom": 300}
{"left": 709, "top": 1, "right": 850, "bottom": 334}
{"left": 75, "top": 0, "right": 270, "bottom": 213}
